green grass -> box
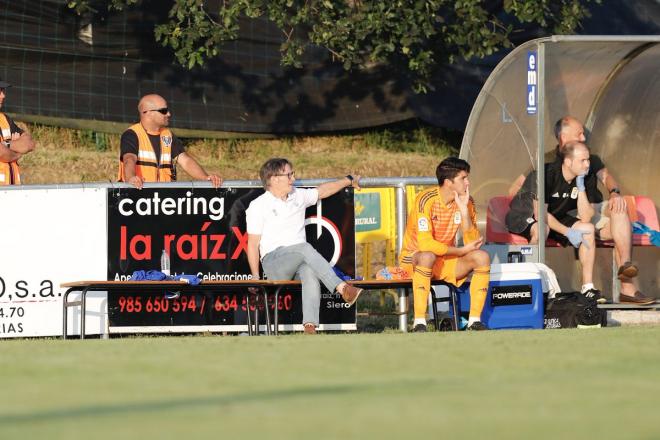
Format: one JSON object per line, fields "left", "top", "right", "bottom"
{"left": 2, "top": 327, "right": 660, "bottom": 439}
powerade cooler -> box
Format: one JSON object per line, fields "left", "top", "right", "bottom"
{"left": 450, "top": 263, "right": 544, "bottom": 329}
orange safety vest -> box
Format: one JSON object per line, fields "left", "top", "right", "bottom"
{"left": 0, "top": 112, "right": 21, "bottom": 185}
{"left": 118, "top": 123, "right": 174, "bottom": 182}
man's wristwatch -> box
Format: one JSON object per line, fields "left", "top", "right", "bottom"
{"left": 609, "top": 188, "right": 621, "bottom": 195}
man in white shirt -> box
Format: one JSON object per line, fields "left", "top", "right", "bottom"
{"left": 246, "top": 158, "right": 363, "bottom": 334}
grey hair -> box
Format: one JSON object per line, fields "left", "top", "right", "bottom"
{"left": 259, "top": 158, "right": 292, "bottom": 188}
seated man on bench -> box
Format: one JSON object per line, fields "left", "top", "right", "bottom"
{"left": 246, "top": 158, "right": 363, "bottom": 335}
{"left": 506, "top": 116, "right": 653, "bottom": 305}
{"left": 400, "top": 157, "right": 491, "bottom": 332}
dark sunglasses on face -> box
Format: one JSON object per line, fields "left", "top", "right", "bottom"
{"left": 143, "top": 107, "right": 169, "bottom": 115}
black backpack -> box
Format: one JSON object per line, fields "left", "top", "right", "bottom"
{"left": 544, "top": 292, "right": 607, "bottom": 329}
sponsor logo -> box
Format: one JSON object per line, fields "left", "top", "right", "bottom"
{"left": 526, "top": 51, "right": 537, "bottom": 115}
{"left": 355, "top": 217, "right": 378, "bottom": 225}
{"left": 490, "top": 284, "right": 533, "bottom": 306}
{"left": 544, "top": 318, "right": 562, "bottom": 329}
{"left": 418, "top": 217, "right": 429, "bottom": 232}
{"left": 304, "top": 216, "right": 342, "bottom": 266}
{"left": 492, "top": 291, "right": 531, "bottom": 300}
{"left": 118, "top": 191, "right": 225, "bottom": 221}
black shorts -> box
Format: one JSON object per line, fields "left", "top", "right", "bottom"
{"left": 514, "top": 221, "right": 536, "bottom": 242}
{"left": 548, "top": 214, "right": 580, "bottom": 247}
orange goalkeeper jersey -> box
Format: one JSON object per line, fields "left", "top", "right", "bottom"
{"left": 400, "top": 187, "right": 480, "bottom": 257}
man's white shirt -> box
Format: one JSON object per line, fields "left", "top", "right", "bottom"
{"left": 246, "top": 187, "right": 319, "bottom": 258}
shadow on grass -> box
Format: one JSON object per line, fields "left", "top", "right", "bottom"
{"left": 2, "top": 379, "right": 427, "bottom": 424}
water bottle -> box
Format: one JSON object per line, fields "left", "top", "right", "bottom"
{"left": 160, "top": 249, "right": 171, "bottom": 276}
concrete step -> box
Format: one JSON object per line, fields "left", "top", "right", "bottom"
{"left": 607, "top": 310, "right": 660, "bottom": 327}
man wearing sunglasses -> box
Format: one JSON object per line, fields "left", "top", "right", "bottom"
{"left": 118, "top": 94, "right": 222, "bottom": 189}
{"left": 0, "top": 78, "right": 36, "bottom": 185}
{"left": 246, "top": 158, "right": 363, "bottom": 334}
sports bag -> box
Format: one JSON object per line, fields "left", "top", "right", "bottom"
{"left": 544, "top": 292, "right": 607, "bottom": 329}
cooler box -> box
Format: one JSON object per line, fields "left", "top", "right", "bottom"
{"left": 450, "top": 263, "right": 544, "bottom": 329}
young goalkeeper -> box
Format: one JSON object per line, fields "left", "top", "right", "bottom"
{"left": 400, "top": 157, "right": 490, "bottom": 332}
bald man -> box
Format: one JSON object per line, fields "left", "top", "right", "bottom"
{"left": 118, "top": 94, "right": 222, "bottom": 189}
{"left": 552, "top": 116, "right": 652, "bottom": 305}
{"left": 508, "top": 142, "right": 607, "bottom": 302}
{"left": 507, "top": 119, "right": 653, "bottom": 305}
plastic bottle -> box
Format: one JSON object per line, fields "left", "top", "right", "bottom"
{"left": 160, "top": 249, "right": 171, "bottom": 276}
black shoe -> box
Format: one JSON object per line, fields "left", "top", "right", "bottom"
{"left": 467, "top": 321, "right": 488, "bottom": 331}
{"left": 439, "top": 318, "right": 454, "bottom": 332}
{"left": 582, "top": 288, "right": 607, "bottom": 304}
{"left": 413, "top": 323, "right": 427, "bottom": 333}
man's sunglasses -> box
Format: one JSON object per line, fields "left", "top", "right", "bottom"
{"left": 143, "top": 107, "right": 169, "bottom": 115}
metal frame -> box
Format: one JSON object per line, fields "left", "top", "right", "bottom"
{"left": 62, "top": 281, "right": 273, "bottom": 339}
{"left": 62, "top": 278, "right": 463, "bottom": 339}
{"left": 270, "top": 279, "right": 460, "bottom": 335}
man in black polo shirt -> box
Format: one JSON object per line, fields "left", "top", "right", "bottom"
{"left": 507, "top": 141, "right": 604, "bottom": 302}
{"left": 552, "top": 116, "right": 652, "bottom": 305}
{"left": 507, "top": 117, "right": 654, "bottom": 305}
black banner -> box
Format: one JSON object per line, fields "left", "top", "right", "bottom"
{"left": 106, "top": 187, "right": 356, "bottom": 329}
{"left": 490, "top": 284, "right": 533, "bottom": 307}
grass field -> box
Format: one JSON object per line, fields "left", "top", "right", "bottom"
{"left": 2, "top": 326, "right": 660, "bottom": 439}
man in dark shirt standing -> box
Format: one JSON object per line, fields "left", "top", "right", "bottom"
{"left": 0, "top": 78, "right": 35, "bottom": 185}
{"left": 118, "top": 94, "right": 222, "bottom": 189}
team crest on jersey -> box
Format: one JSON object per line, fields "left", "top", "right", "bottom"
{"left": 161, "top": 136, "right": 172, "bottom": 146}
{"left": 418, "top": 217, "right": 429, "bottom": 232}
{"left": 570, "top": 187, "right": 579, "bottom": 199}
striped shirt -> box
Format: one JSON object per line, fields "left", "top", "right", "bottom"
{"left": 401, "top": 187, "right": 480, "bottom": 257}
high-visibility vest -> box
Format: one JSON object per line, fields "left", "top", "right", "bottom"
{"left": 0, "top": 112, "right": 21, "bottom": 185}
{"left": 118, "top": 123, "right": 174, "bottom": 182}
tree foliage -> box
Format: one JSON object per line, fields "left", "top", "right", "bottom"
{"left": 68, "top": 0, "right": 598, "bottom": 92}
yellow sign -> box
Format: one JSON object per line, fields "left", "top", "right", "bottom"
{"left": 355, "top": 188, "right": 394, "bottom": 243}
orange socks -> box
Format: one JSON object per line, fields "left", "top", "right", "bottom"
{"left": 412, "top": 266, "right": 432, "bottom": 319}
{"left": 469, "top": 266, "right": 490, "bottom": 320}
